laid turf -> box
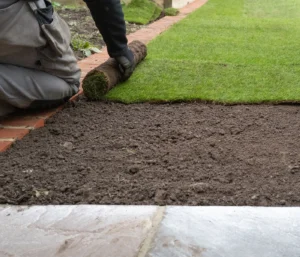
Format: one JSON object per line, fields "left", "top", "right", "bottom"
{"left": 122, "top": 0, "right": 162, "bottom": 25}
{"left": 107, "top": 0, "right": 300, "bottom": 104}
{"left": 164, "top": 7, "right": 179, "bottom": 16}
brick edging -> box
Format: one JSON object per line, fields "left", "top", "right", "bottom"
{"left": 0, "top": 0, "right": 207, "bottom": 152}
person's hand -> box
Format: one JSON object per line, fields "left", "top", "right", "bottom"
{"left": 115, "top": 48, "right": 135, "bottom": 81}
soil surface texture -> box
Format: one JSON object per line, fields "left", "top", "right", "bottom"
{"left": 57, "top": 7, "right": 145, "bottom": 59}
{"left": 1, "top": 99, "right": 300, "bottom": 206}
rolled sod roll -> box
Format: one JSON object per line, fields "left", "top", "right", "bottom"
{"left": 82, "top": 40, "right": 147, "bottom": 100}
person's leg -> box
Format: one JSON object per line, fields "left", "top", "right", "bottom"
{"left": 0, "top": 64, "right": 79, "bottom": 113}
{"left": 0, "top": 101, "right": 16, "bottom": 117}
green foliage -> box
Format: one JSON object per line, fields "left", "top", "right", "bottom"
{"left": 122, "top": 0, "right": 162, "bottom": 25}
{"left": 164, "top": 8, "right": 179, "bottom": 16}
{"left": 52, "top": 1, "right": 62, "bottom": 8}
{"left": 71, "top": 37, "right": 101, "bottom": 57}
{"left": 106, "top": 0, "right": 300, "bottom": 104}
{"left": 152, "top": 4, "right": 162, "bottom": 21}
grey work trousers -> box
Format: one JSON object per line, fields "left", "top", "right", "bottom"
{"left": 0, "top": 64, "right": 79, "bottom": 117}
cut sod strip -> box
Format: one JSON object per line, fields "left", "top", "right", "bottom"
{"left": 122, "top": 0, "right": 162, "bottom": 25}
{"left": 107, "top": 0, "right": 300, "bottom": 104}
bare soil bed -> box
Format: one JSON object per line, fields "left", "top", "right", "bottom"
{"left": 1, "top": 98, "right": 300, "bottom": 206}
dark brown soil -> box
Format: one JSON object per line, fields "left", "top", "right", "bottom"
{"left": 1, "top": 98, "right": 300, "bottom": 206}
{"left": 57, "top": 7, "right": 145, "bottom": 59}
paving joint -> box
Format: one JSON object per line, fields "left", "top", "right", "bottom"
{"left": 137, "top": 206, "right": 166, "bottom": 257}
{"left": 0, "top": 125, "right": 34, "bottom": 130}
{"left": 0, "top": 138, "right": 15, "bottom": 142}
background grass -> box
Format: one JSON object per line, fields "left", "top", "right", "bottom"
{"left": 122, "top": 0, "right": 162, "bottom": 25}
{"left": 164, "top": 7, "right": 179, "bottom": 16}
{"left": 108, "top": 0, "right": 300, "bottom": 104}
{"left": 245, "top": 0, "right": 300, "bottom": 18}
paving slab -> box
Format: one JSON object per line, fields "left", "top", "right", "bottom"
{"left": 0, "top": 205, "right": 158, "bottom": 257}
{"left": 148, "top": 207, "right": 300, "bottom": 257}
{"left": 1, "top": 206, "right": 300, "bottom": 257}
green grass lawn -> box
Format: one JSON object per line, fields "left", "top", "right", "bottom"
{"left": 108, "top": 0, "right": 300, "bottom": 104}
{"left": 122, "top": 0, "right": 162, "bottom": 25}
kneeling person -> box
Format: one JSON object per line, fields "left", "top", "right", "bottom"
{"left": 0, "top": 0, "right": 135, "bottom": 116}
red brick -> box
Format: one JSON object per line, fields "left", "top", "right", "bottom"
{"left": 80, "top": 51, "right": 109, "bottom": 62}
{"left": 0, "top": 128, "right": 29, "bottom": 140}
{"left": 69, "top": 89, "right": 83, "bottom": 102}
{"left": 0, "top": 141, "right": 13, "bottom": 152}
{"left": 181, "top": 0, "right": 207, "bottom": 14}
{"left": 78, "top": 56, "right": 109, "bottom": 66}
{"left": 79, "top": 67, "right": 97, "bottom": 74}
{"left": 80, "top": 72, "right": 88, "bottom": 79}
{"left": 24, "top": 107, "right": 62, "bottom": 120}
{"left": 37, "top": 107, "right": 63, "bottom": 119}
{"left": 0, "top": 116, "right": 45, "bottom": 129}
{"left": 78, "top": 62, "right": 98, "bottom": 71}
{"left": 78, "top": 57, "right": 101, "bottom": 65}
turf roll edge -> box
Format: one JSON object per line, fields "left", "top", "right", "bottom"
{"left": 82, "top": 40, "right": 147, "bottom": 100}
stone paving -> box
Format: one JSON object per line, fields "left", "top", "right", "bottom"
{"left": 1, "top": 206, "right": 300, "bottom": 257}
